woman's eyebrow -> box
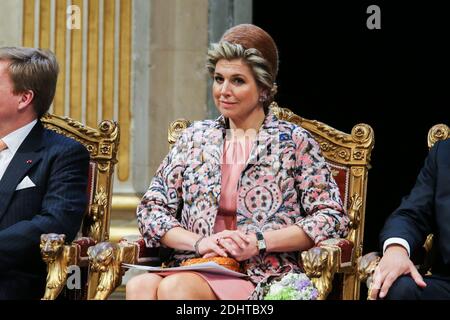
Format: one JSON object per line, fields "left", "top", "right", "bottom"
{"left": 214, "top": 71, "right": 247, "bottom": 78}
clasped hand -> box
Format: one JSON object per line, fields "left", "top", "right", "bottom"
{"left": 197, "top": 230, "right": 258, "bottom": 261}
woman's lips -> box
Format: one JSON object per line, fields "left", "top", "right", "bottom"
{"left": 220, "top": 101, "right": 237, "bottom": 108}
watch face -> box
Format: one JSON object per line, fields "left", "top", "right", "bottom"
{"left": 258, "top": 239, "right": 266, "bottom": 250}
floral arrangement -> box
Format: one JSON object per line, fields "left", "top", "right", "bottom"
{"left": 264, "top": 273, "right": 319, "bottom": 300}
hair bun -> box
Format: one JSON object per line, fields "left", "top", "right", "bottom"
{"left": 221, "top": 24, "right": 279, "bottom": 80}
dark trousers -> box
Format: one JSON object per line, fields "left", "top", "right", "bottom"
{"left": 0, "top": 272, "right": 45, "bottom": 300}
{"left": 386, "top": 275, "right": 450, "bottom": 300}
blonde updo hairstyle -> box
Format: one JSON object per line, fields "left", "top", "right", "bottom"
{"left": 206, "top": 24, "right": 279, "bottom": 112}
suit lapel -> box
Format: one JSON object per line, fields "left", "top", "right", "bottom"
{"left": 0, "top": 121, "right": 44, "bottom": 219}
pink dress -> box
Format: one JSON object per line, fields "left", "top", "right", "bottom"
{"left": 214, "top": 134, "right": 254, "bottom": 233}
{"left": 158, "top": 135, "right": 256, "bottom": 300}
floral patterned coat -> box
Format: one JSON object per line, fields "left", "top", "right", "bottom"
{"left": 137, "top": 110, "right": 349, "bottom": 287}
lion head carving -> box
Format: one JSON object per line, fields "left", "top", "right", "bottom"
{"left": 40, "top": 233, "right": 66, "bottom": 263}
{"left": 301, "top": 247, "right": 329, "bottom": 278}
{"left": 88, "top": 242, "right": 118, "bottom": 273}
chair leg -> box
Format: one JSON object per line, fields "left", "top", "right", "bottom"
{"left": 40, "top": 234, "right": 78, "bottom": 300}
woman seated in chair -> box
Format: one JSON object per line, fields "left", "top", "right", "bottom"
{"left": 126, "top": 24, "right": 349, "bottom": 300}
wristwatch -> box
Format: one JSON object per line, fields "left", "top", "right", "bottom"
{"left": 255, "top": 231, "right": 267, "bottom": 255}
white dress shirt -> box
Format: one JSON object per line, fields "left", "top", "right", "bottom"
{"left": 383, "top": 237, "right": 411, "bottom": 256}
{"left": 0, "top": 120, "right": 38, "bottom": 181}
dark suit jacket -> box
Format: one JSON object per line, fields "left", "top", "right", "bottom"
{"left": 380, "top": 139, "right": 450, "bottom": 276}
{"left": 0, "top": 121, "right": 89, "bottom": 299}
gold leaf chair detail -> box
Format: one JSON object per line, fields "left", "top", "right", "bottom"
{"left": 358, "top": 123, "right": 449, "bottom": 298}
{"left": 89, "top": 102, "right": 374, "bottom": 300}
{"left": 39, "top": 113, "right": 119, "bottom": 300}
{"left": 427, "top": 123, "right": 449, "bottom": 149}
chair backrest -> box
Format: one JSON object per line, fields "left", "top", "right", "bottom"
{"left": 167, "top": 102, "right": 374, "bottom": 299}
{"left": 270, "top": 103, "right": 374, "bottom": 299}
{"left": 41, "top": 114, "right": 120, "bottom": 243}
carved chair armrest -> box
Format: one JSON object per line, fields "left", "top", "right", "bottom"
{"left": 300, "top": 238, "right": 354, "bottom": 300}
{"left": 357, "top": 251, "right": 381, "bottom": 293}
{"left": 40, "top": 233, "right": 95, "bottom": 300}
{"left": 119, "top": 235, "right": 160, "bottom": 265}
{"left": 317, "top": 238, "right": 354, "bottom": 267}
{"left": 72, "top": 237, "right": 97, "bottom": 266}
{"left": 84, "top": 239, "right": 138, "bottom": 300}
{"left": 417, "top": 234, "right": 434, "bottom": 275}
{"left": 85, "top": 234, "right": 162, "bottom": 300}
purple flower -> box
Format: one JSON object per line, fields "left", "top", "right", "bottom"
{"left": 295, "top": 279, "right": 311, "bottom": 291}
{"left": 311, "top": 288, "right": 319, "bottom": 300}
{"left": 264, "top": 272, "right": 318, "bottom": 300}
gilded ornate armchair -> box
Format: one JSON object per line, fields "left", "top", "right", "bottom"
{"left": 271, "top": 103, "right": 374, "bottom": 300}
{"left": 358, "top": 123, "right": 449, "bottom": 297}
{"left": 39, "top": 114, "right": 119, "bottom": 300}
{"left": 88, "top": 102, "right": 374, "bottom": 300}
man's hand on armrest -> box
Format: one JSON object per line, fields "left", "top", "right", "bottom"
{"left": 369, "top": 244, "right": 426, "bottom": 300}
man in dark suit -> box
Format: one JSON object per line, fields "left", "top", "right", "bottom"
{"left": 369, "top": 139, "right": 450, "bottom": 299}
{"left": 0, "top": 47, "right": 89, "bottom": 299}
